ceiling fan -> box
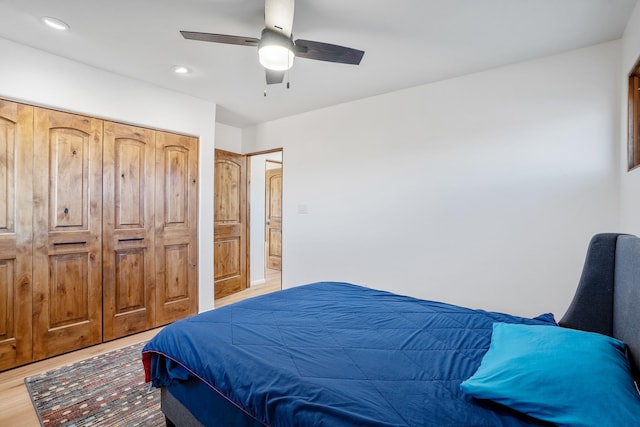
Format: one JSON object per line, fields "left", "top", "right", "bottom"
{"left": 180, "top": 0, "right": 365, "bottom": 85}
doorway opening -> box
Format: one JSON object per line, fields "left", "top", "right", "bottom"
{"left": 213, "top": 149, "right": 283, "bottom": 307}
{"left": 249, "top": 152, "right": 282, "bottom": 293}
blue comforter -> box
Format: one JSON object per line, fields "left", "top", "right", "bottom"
{"left": 143, "top": 282, "right": 555, "bottom": 426}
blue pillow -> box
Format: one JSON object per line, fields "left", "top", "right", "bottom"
{"left": 460, "top": 323, "right": 640, "bottom": 426}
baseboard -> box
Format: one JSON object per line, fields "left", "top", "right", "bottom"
{"left": 250, "top": 279, "right": 266, "bottom": 287}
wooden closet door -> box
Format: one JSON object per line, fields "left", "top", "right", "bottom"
{"left": 0, "top": 100, "right": 33, "bottom": 371}
{"left": 103, "top": 122, "right": 155, "bottom": 341}
{"left": 155, "top": 131, "right": 198, "bottom": 325}
{"left": 32, "top": 108, "right": 103, "bottom": 360}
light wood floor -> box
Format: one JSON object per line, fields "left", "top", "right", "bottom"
{"left": 215, "top": 268, "right": 282, "bottom": 308}
{"left": 0, "top": 269, "right": 282, "bottom": 426}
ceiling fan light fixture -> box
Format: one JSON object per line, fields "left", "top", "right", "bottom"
{"left": 258, "top": 29, "right": 294, "bottom": 71}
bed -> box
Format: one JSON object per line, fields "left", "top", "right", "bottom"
{"left": 142, "top": 233, "right": 640, "bottom": 426}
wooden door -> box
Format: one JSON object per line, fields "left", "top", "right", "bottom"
{"left": 0, "top": 100, "right": 33, "bottom": 371}
{"left": 155, "top": 131, "right": 198, "bottom": 325}
{"left": 32, "top": 107, "right": 103, "bottom": 360}
{"left": 214, "top": 150, "right": 248, "bottom": 299}
{"left": 103, "top": 122, "right": 156, "bottom": 340}
{"left": 265, "top": 164, "right": 282, "bottom": 271}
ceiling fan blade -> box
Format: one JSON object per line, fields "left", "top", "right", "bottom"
{"left": 264, "top": 0, "right": 294, "bottom": 37}
{"left": 266, "top": 69, "right": 285, "bottom": 85}
{"left": 180, "top": 31, "right": 259, "bottom": 47}
{"left": 294, "top": 39, "right": 364, "bottom": 65}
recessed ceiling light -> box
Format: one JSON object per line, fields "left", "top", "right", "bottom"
{"left": 171, "top": 65, "right": 191, "bottom": 74}
{"left": 41, "top": 16, "right": 69, "bottom": 31}
{"left": 171, "top": 65, "right": 192, "bottom": 75}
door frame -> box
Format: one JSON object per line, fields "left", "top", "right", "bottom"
{"left": 213, "top": 148, "right": 284, "bottom": 300}
{"left": 246, "top": 148, "right": 283, "bottom": 289}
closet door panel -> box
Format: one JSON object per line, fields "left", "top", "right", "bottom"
{"left": 48, "top": 252, "right": 89, "bottom": 327}
{"left": 155, "top": 132, "right": 198, "bottom": 325}
{"left": 0, "top": 100, "right": 32, "bottom": 371}
{"left": 103, "top": 122, "right": 155, "bottom": 340}
{"left": 49, "top": 128, "right": 88, "bottom": 228}
{"left": 32, "top": 108, "right": 102, "bottom": 360}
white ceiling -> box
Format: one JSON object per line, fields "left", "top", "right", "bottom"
{"left": 0, "top": 0, "right": 636, "bottom": 127}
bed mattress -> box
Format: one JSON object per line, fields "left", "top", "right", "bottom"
{"left": 143, "top": 282, "right": 556, "bottom": 426}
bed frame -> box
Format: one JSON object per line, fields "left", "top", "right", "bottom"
{"left": 559, "top": 233, "right": 640, "bottom": 381}
{"left": 160, "top": 233, "right": 640, "bottom": 426}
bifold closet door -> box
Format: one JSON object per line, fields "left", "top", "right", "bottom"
{"left": 32, "top": 108, "right": 103, "bottom": 360}
{"left": 0, "top": 100, "right": 33, "bottom": 370}
{"left": 102, "top": 122, "right": 156, "bottom": 341}
{"left": 155, "top": 132, "right": 198, "bottom": 325}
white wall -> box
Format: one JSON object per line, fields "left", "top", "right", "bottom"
{"left": 215, "top": 122, "right": 242, "bottom": 153}
{"left": 620, "top": 2, "right": 640, "bottom": 234}
{"left": 0, "top": 37, "right": 217, "bottom": 311}
{"left": 243, "top": 41, "right": 622, "bottom": 318}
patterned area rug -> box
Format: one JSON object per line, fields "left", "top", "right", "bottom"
{"left": 25, "top": 342, "right": 163, "bottom": 426}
